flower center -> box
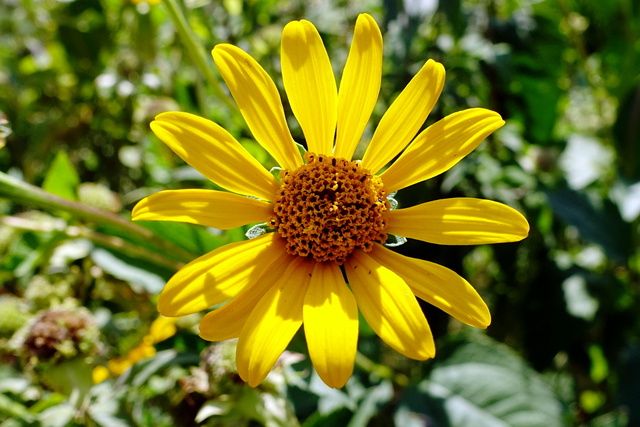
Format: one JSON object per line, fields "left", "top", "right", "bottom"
{"left": 269, "top": 152, "right": 389, "bottom": 264}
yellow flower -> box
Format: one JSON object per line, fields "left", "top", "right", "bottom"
{"left": 131, "top": 0, "right": 160, "bottom": 5}
{"left": 92, "top": 316, "right": 178, "bottom": 383}
{"left": 132, "top": 13, "right": 529, "bottom": 389}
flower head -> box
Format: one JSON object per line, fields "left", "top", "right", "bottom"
{"left": 132, "top": 13, "right": 529, "bottom": 388}
{"left": 92, "top": 315, "right": 178, "bottom": 383}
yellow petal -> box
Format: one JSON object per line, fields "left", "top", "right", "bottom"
{"left": 199, "top": 252, "right": 294, "bottom": 341}
{"left": 148, "top": 316, "right": 179, "bottom": 343}
{"left": 333, "top": 13, "right": 382, "bottom": 160}
{"left": 380, "top": 108, "right": 505, "bottom": 193}
{"left": 107, "top": 356, "right": 133, "bottom": 376}
{"left": 92, "top": 365, "right": 110, "bottom": 384}
{"left": 132, "top": 189, "right": 273, "bottom": 230}
{"left": 361, "top": 59, "right": 446, "bottom": 174}
{"left": 369, "top": 245, "right": 490, "bottom": 328}
{"left": 212, "top": 44, "right": 303, "bottom": 171}
{"left": 151, "top": 112, "right": 279, "bottom": 201}
{"left": 236, "top": 257, "right": 314, "bottom": 387}
{"left": 345, "top": 250, "right": 435, "bottom": 360}
{"left": 158, "top": 233, "right": 285, "bottom": 317}
{"left": 303, "top": 262, "right": 358, "bottom": 388}
{"left": 385, "top": 198, "right": 530, "bottom": 245}
{"left": 281, "top": 20, "right": 337, "bottom": 156}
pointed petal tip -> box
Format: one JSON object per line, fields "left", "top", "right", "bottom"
{"left": 211, "top": 43, "right": 239, "bottom": 60}
{"left": 405, "top": 344, "right": 436, "bottom": 361}
{"left": 282, "top": 19, "right": 304, "bottom": 34}
{"left": 426, "top": 58, "right": 446, "bottom": 76}
{"left": 153, "top": 111, "right": 179, "bottom": 122}
{"left": 130, "top": 200, "right": 143, "bottom": 221}
{"left": 212, "top": 43, "right": 231, "bottom": 52}
{"left": 518, "top": 215, "right": 531, "bottom": 240}
{"left": 356, "top": 12, "right": 379, "bottom": 28}
{"left": 506, "top": 205, "right": 530, "bottom": 241}
{"left": 478, "top": 318, "right": 491, "bottom": 329}
{"left": 322, "top": 374, "right": 350, "bottom": 389}
{"left": 197, "top": 324, "right": 218, "bottom": 342}
{"left": 415, "top": 341, "right": 437, "bottom": 360}
{"left": 157, "top": 296, "right": 180, "bottom": 318}
{"left": 246, "top": 376, "right": 262, "bottom": 388}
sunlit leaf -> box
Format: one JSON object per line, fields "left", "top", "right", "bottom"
{"left": 90, "top": 247, "right": 171, "bottom": 294}
{"left": 42, "top": 151, "right": 80, "bottom": 201}
{"left": 395, "top": 335, "right": 565, "bottom": 427}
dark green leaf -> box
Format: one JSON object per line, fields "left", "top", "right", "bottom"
{"left": 546, "top": 188, "right": 632, "bottom": 262}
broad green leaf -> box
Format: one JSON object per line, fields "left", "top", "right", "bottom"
{"left": 123, "top": 350, "right": 199, "bottom": 388}
{"left": 396, "top": 335, "right": 565, "bottom": 427}
{"left": 135, "top": 220, "right": 237, "bottom": 257}
{"left": 546, "top": 189, "right": 632, "bottom": 262}
{"left": 41, "top": 357, "right": 93, "bottom": 398}
{"left": 42, "top": 151, "right": 80, "bottom": 201}
{"left": 90, "top": 247, "right": 172, "bottom": 294}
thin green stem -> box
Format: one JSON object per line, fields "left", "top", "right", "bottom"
{"left": 162, "top": 0, "right": 235, "bottom": 112}
{"left": 0, "top": 171, "right": 195, "bottom": 264}
{"left": 355, "top": 351, "right": 409, "bottom": 387}
{"left": 1, "top": 215, "right": 184, "bottom": 271}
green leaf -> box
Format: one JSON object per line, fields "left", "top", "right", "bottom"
{"left": 41, "top": 357, "right": 94, "bottom": 398}
{"left": 546, "top": 188, "right": 632, "bottom": 262}
{"left": 121, "top": 350, "right": 199, "bottom": 387}
{"left": 135, "top": 220, "right": 230, "bottom": 257}
{"left": 348, "top": 381, "right": 393, "bottom": 427}
{"left": 42, "top": 151, "right": 80, "bottom": 201}
{"left": 302, "top": 407, "right": 353, "bottom": 427}
{"left": 618, "top": 346, "right": 640, "bottom": 426}
{"left": 589, "top": 409, "right": 630, "bottom": 427}
{"left": 90, "top": 247, "right": 172, "bottom": 294}
{"left": 2, "top": 228, "right": 65, "bottom": 280}
{"left": 0, "top": 393, "right": 34, "bottom": 422}
{"left": 396, "top": 335, "right": 565, "bottom": 427}
{"left": 613, "top": 86, "right": 640, "bottom": 181}
{"left": 36, "top": 402, "right": 76, "bottom": 427}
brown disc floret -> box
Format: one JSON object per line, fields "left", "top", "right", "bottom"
{"left": 270, "top": 152, "right": 389, "bottom": 264}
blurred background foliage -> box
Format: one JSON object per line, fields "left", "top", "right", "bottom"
{"left": 0, "top": 0, "right": 639, "bottom": 425}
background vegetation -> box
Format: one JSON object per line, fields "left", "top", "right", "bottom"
{"left": 1, "top": 0, "right": 639, "bottom": 425}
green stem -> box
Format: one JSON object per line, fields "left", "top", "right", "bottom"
{"left": 355, "top": 351, "right": 409, "bottom": 387}
{"left": 162, "top": 0, "right": 236, "bottom": 112}
{"left": 0, "top": 216, "right": 184, "bottom": 271}
{"left": 0, "top": 171, "right": 195, "bottom": 264}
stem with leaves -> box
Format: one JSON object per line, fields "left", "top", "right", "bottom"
{"left": 162, "top": 0, "right": 235, "bottom": 112}
{"left": 0, "top": 171, "right": 194, "bottom": 265}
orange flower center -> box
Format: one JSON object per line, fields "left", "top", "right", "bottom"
{"left": 270, "top": 152, "right": 389, "bottom": 264}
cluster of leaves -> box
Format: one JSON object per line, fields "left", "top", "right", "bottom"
{"left": 1, "top": 0, "right": 639, "bottom": 425}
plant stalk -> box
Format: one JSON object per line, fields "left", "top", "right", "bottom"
{"left": 162, "top": 0, "right": 236, "bottom": 112}
{"left": 0, "top": 171, "right": 195, "bottom": 264}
